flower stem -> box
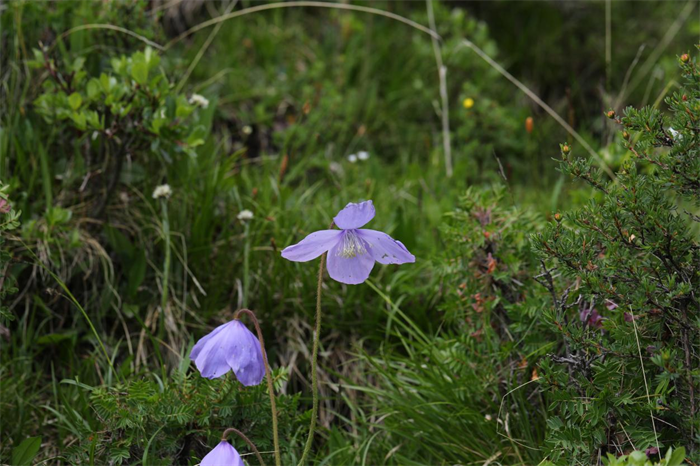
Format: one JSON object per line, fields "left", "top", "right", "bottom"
{"left": 234, "top": 308, "right": 281, "bottom": 466}
{"left": 222, "top": 427, "right": 266, "bottom": 466}
{"left": 298, "top": 252, "right": 326, "bottom": 466}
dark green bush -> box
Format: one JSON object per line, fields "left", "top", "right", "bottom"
{"left": 533, "top": 50, "right": 700, "bottom": 462}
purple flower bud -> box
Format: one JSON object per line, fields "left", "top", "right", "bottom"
{"left": 281, "top": 200, "right": 415, "bottom": 285}
{"left": 190, "top": 320, "right": 265, "bottom": 386}
{"left": 605, "top": 299, "right": 618, "bottom": 311}
{"left": 624, "top": 312, "right": 635, "bottom": 322}
{"left": 645, "top": 446, "right": 659, "bottom": 457}
{"left": 201, "top": 441, "right": 244, "bottom": 466}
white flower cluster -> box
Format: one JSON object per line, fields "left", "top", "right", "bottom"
{"left": 237, "top": 209, "right": 254, "bottom": 221}
{"left": 189, "top": 94, "right": 209, "bottom": 109}
{"left": 152, "top": 184, "right": 172, "bottom": 199}
{"left": 347, "top": 151, "right": 370, "bottom": 163}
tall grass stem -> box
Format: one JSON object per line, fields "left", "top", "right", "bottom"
{"left": 233, "top": 309, "right": 280, "bottom": 466}
{"left": 298, "top": 252, "right": 326, "bottom": 466}
{"left": 222, "top": 426, "right": 267, "bottom": 466}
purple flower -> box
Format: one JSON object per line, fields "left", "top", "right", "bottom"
{"left": 580, "top": 307, "right": 604, "bottom": 329}
{"left": 281, "top": 200, "right": 415, "bottom": 285}
{"left": 201, "top": 441, "right": 244, "bottom": 466}
{"left": 0, "top": 199, "right": 10, "bottom": 214}
{"left": 645, "top": 446, "right": 660, "bottom": 457}
{"left": 190, "top": 320, "right": 265, "bottom": 386}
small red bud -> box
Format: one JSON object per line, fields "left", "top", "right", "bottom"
{"left": 525, "top": 116, "right": 534, "bottom": 134}
{"left": 605, "top": 110, "right": 616, "bottom": 119}
{"left": 561, "top": 144, "right": 571, "bottom": 155}
{"left": 680, "top": 53, "right": 690, "bottom": 64}
{"left": 554, "top": 213, "right": 562, "bottom": 222}
{"left": 622, "top": 131, "right": 630, "bottom": 140}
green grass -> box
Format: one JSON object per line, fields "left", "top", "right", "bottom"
{"left": 2, "top": 0, "right": 697, "bottom": 464}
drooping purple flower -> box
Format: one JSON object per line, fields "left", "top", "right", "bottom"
{"left": 645, "top": 446, "right": 660, "bottom": 457}
{"left": 201, "top": 440, "right": 245, "bottom": 466}
{"left": 605, "top": 299, "right": 618, "bottom": 311}
{"left": 281, "top": 200, "right": 415, "bottom": 285}
{"left": 580, "top": 306, "right": 604, "bottom": 329}
{"left": 190, "top": 320, "right": 265, "bottom": 386}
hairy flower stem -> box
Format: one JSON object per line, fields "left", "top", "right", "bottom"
{"left": 298, "top": 252, "right": 326, "bottom": 466}
{"left": 222, "top": 427, "right": 266, "bottom": 466}
{"left": 234, "top": 308, "right": 281, "bottom": 466}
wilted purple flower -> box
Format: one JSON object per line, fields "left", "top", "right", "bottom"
{"left": 580, "top": 307, "right": 604, "bottom": 329}
{"left": 645, "top": 446, "right": 660, "bottom": 457}
{"left": 0, "top": 198, "right": 10, "bottom": 214}
{"left": 201, "top": 441, "right": 244, "bottom": 466}
{"left": 281, "top": 200, "right": 415, "bottom": 285}
{"left": 605, "top": 299, "right": 618, "bottom": 311}
{"left": 624, "top": 312, "right": 635, "bottom": 322}
{"left": 190, "top": 320, "right": 265, "bottom": 386}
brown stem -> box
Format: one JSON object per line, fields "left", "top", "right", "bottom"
{"left": 221, "top": 427, "right": 266, "bottom": 466}
{"left": 233, "top": 308, "right": 281, "bottom": 466}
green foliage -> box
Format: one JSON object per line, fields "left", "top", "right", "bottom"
{"left": 58, "top": 367, "right": 303, "bottom": 465}
{"left": 32, "top": 45, "right": 206, "bottom": 160}
{"left": 533, "top": 50, "right": 700, "bottom": 462}
{"left": 10, "top": 436, "right": 42, "bottom": 466}
{"left": 0, "top": 183, "right": 20, "bottom": 322}
{"left": 325, "top": 187, "right": 551, "bottom": 464}
{"left": 3, "top": 1, "right": 699, "bottom": 465}
{"left": 602, "top": 447, "right": 686, "bottom": 466}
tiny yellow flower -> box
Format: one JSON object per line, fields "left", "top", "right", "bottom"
{"left": 463, "top": 97, "right": 474, "bottom": 109}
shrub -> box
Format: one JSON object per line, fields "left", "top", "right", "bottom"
{"left": 533, "top": 50, "right": 700, "bottom": 461}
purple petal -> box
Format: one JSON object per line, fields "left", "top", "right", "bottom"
{"left": 201, "top": 441, "right": 245, "bottom": 466}
{"left": 358, "top": 229, "right": 416, "bottom": 265}
{"left": 326, "top": 233, "right": 374, "bottom": 284}
{"left": 226, "top": 321, "right": 265, "bottom": 386}
{"left": 281, "top": 230, "right": 342, "bottom": 262}
{"left": 333, "top": 200, "right": 375, "bottom": 229}
{"left": 191, "top": 321, "right": 237, "bottom": 379}
{"left": 190, "top": 320, "right": 265, "bottom": 385}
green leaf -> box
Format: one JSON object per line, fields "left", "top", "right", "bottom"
{"left": 11, "top": 437, "right": 42, "bottom": 465}
{"left": 127, "top": 249, "right": 147, "bottom": 297}
{"left": 131, "top": 62, "right": 148, "bottom": 86}
{"left": 68, "top": 92, "right": 82, "bottom": 110}
{"left": 87, "top": 79, "right": 101, "bottom": 100}
{"left": 667, "top": 447, "right": 686, "bottom": 466}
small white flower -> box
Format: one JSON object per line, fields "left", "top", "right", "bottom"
{"left": 242, "top": 125, "right": 253, "bottom": 135}
{"left": 152, "top": 184, "right": 172, "bottom": 200}
{"left": 347, "top": 154, "right": 358, "bottom": 163}
{"left": 188, "top": 94, "right": 209, "bottom": 109}
{"left": 669, "top": 127, "right": 683, "bottom": 141}
{"left": 485, "top": 414, "right": 493, "bottom": 421}
{"left": 237, "top": 209, "right": 254, "bottom": 221}
{"left": 357, "top": 151, "right": 370, "bottom": 161}
{"left": 329, "top": 162, "right": 343, "bottom": 174}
